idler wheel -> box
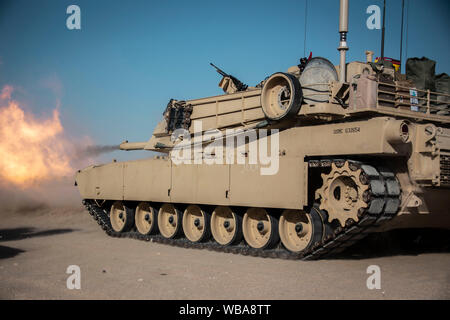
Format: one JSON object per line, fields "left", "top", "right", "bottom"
{"left": 279, "top": 208, "right": 323, "bottom": 253}
{"left": 158, "top": 204, "right": 183, "bottom": 239}
{"left": 135, "top": 202, "right": 159, "bottom": 235}
{"left": 182, "top": 205, "right": 211, "bottom": 243}
{"left": 110, "top": 201, "right": 135, "bottom": 233}
{"left": 211, "top": 206, "right": 242, "bottom": 246}
{"left": 242, "top": 208, "right": 279, "bottom": 249}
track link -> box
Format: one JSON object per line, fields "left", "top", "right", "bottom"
{"left": 82, "top": 160, "right": 401, "bottom": 260}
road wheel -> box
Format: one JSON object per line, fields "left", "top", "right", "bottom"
{"left": 158, "top": 203, "right": 183, "bottom": 239}
{"left": 135, "top": 202, "right": 158, "bottom": 235}
{"left": 279, "top": 208, "right": 323, "bottom": 253}
{"left": 211, "top": 206, "right": 242, "bottom": 246}
{"left": 243, "top": 208, "right": 279, "bottom": 249}
{"left": 182, "top": 205, "right": 211, "bottom": 243}
{"left": 110, "top": 201, "right": 134, "bottom": 233}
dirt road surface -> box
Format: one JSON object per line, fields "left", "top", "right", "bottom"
{"left": 1, "top": 207, "right": 449, "bottom": 299}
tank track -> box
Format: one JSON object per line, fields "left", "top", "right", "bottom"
{"left": 82, "top": 160, "right": 401, "bottom": 260}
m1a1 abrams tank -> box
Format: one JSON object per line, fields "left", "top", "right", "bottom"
{"left": 75, "top": 0, "right": 450, "bottom": 260}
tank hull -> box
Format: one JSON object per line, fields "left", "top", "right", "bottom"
{"left": 76, "top": 116, "right": 450, "bottom": 232}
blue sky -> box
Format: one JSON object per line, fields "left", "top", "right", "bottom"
{"left": 0, "top": 0, "right": 449, "bottom": 163}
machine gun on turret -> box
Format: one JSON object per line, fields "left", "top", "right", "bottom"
{"left": 210, "top": 63, "right": 248, "bottom": 94}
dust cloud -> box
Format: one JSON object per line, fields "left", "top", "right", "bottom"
{"left": 0, "top": 143, "right": 119, "bottom": 214}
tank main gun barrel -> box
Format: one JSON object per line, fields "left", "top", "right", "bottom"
{"left": 119, "top": 140, "right": 147, "bottom": 151}
{"left": 338, "top": 0, "right": 349, "bottom": 83}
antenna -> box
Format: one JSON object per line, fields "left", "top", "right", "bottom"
{"left": 303, "top": 0, "right": 308, "bottom": 57}
{"left": 399, "top": 0, "right": 405, "bottom": 72}
{"left": 405, "top": 0, "right": 409, "bottom": 62}
{"left": 381, "top": 0, "right": 386, "bottom": 60}
{"left": 338, "top": 0, "right": 349, "bottom": 83}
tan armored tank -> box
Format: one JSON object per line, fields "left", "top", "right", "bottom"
{"left": 75, "top": 0, "right": 450, "bottom": 259}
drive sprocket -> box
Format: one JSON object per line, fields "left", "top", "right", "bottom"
{"left": 315, "top": 161, "right": 369, "bottom": 227}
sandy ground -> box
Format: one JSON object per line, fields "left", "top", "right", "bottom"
{"left": 0, "top": 207, "right": 449, "bottom": 300}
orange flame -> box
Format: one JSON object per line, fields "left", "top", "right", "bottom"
{"left": 0, "top": 85, "right": 73, "bottom": 187}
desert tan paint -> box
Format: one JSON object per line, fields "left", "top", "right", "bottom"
{"left": 76, "top": 117, "right": 441, "bottom": 210}
{"left": 78, "top": 60, "right": 450, "bottom": 232}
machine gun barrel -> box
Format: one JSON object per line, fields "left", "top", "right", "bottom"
{"left": 210, "top": 63, "right": 228, "bottom": 77}
{"left": 210, "top": 62, "right": 248, "bottom": 91}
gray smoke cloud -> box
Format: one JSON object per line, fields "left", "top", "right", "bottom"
{"left": 76, "top": 144, "right": 119, "bottom": 158}
{"left": 70, "top": 144, "right": 120, "bottom": 164}
{"left": 83, "top": 144, "right": 119, "bottom": 156}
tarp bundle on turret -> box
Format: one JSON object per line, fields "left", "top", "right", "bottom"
{"left": 435, "top": 73, "right": 450, "bottom": 115}
{"left": 406, "top": 57, "right": 449, "bottom": 115}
